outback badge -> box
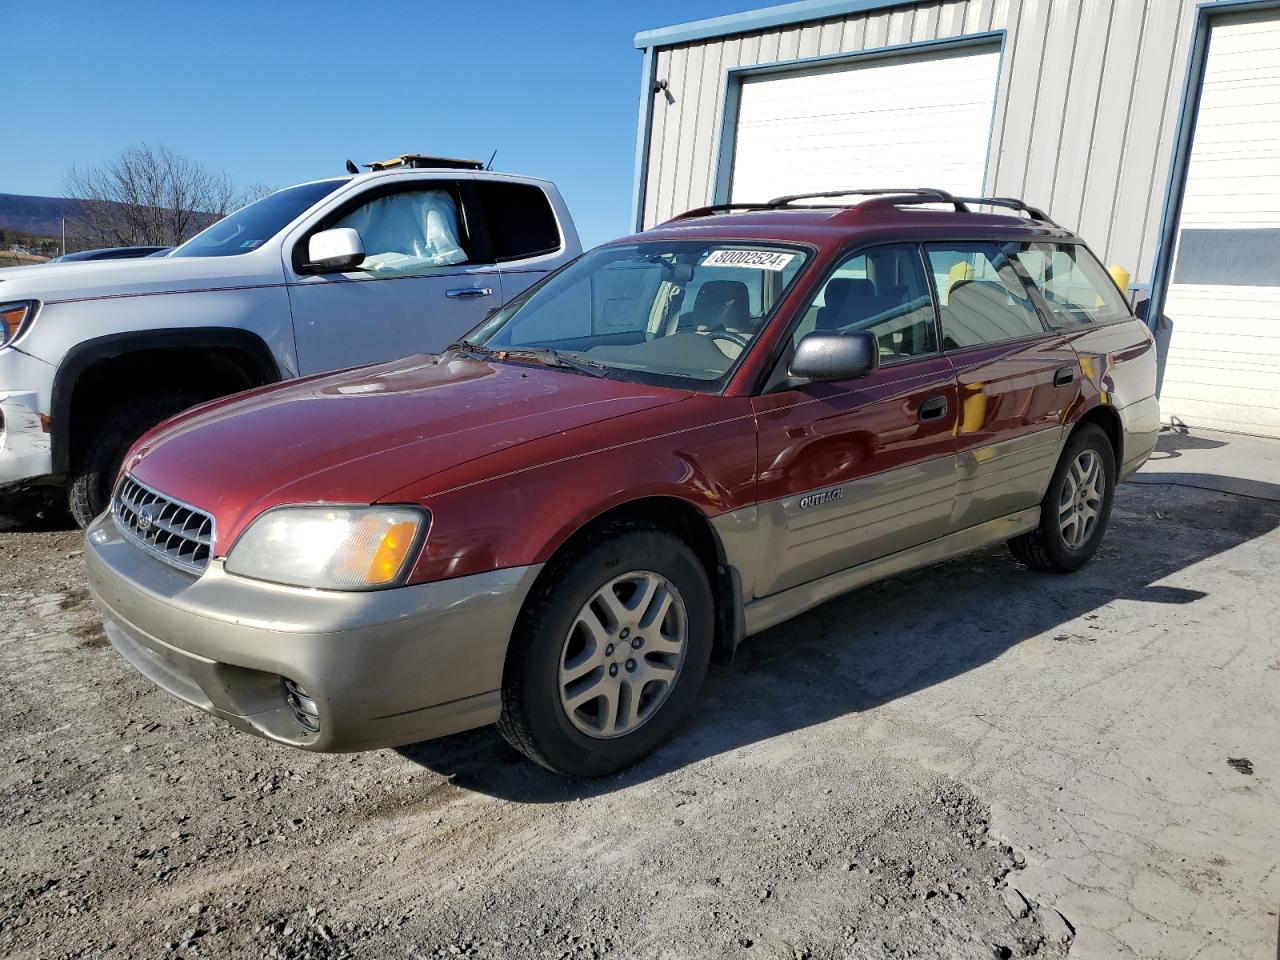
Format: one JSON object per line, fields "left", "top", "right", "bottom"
{"left": 798, "top": 488, "right": 845, "bottom": 510}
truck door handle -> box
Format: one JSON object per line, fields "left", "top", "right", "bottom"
{"left": 445, "top": 287, "right": 493, "bottom": 299}
{"left": 1054, "top": 365, "right": 1076, "bottom": 387}
{"left": 918, "top": 396, "right": 949, "bottom": 422}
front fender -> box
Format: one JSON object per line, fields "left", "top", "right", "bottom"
{"left": 50, "top": 327, "right": 285, "bottom": 473}
{"left": 389, "top": 394, "right": 759, "bottom": 585}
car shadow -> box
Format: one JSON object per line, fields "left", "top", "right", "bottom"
{"left": 395, "top": 465, "right": 1280, "bottom": 802}
{"left": 1146, "top": 423, "right": 1228, "bottom": 460}
{"left": 0, "top": 488, "right": 74, "bottom": 534}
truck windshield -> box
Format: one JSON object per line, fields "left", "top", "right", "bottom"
{"left": 170, "top": 180, "right": 347, "bottom": 258}
{"left": 468, "top": 240, "right": 809, "bottom": 390}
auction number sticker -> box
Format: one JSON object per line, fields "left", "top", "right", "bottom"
{"left": 702, "top": 249, "right": 796, "bottom": 271}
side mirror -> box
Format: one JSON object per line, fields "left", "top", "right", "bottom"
{"left": 307, "top": 227, "right": 365, "bottom": 272}
{"left": 789, "top": 330, "right": 879, "bottom": 383}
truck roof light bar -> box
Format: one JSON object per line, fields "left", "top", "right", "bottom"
{"left": 363, "top": 154, "right": 485, "bottom": 171}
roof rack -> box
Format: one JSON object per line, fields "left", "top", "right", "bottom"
{"left": 663, "top": 189, "right": 1058, "bottom": 225}
{"left": 665, "top": 202, "right": 778, "bottom": 222}
{"left": 364, "top": 153, "right": 484, "bottom": 171}
{"left": 953, "top": 196, "right": 1057, "bottom": 225}
{"left": 766, "top": 187, "right": 969, "bottom": 212}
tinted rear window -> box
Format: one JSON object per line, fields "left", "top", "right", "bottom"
{"left": 478, "top": 181, "right": 561, "bottom": 261}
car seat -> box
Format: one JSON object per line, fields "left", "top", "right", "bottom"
{"left": 681, "top": 279, "right": 752, "bottom": 331}
{"left": 941, "top": 279, "right": 1033, "bottom": 347}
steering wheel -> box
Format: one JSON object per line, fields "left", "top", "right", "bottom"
{"left": 706, "top": 329, "right": 749, "bottom": 349}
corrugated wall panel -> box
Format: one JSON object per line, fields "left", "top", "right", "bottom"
{"left": 1074, "top": 0, "right": 1149, "bottom": 250}
{"left": 1048, "top": 0, "right": 1114, "bottom": 220}
{"left": 1021, "top": 0, "right": 1084, "bottom": 201}
{"left": 1108, "top": 1, "right": 1199, "bottom": 282}
{"left": 638, "top": 0, "right": 1199, "bottom": 285}
{"left": 669, "top": 44, "right": 707, "bottom": 219}
{"left": 987, "top": 0, "right": 1052, "bottom": 197}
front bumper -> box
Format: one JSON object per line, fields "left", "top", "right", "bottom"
{"left": 84, "top": 512, "right": 542, "bottom": 751}
{"left": 0, "top": 347, "right": 55, "bottom": 486}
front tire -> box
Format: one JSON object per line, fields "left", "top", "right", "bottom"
{"left": 498, "top": 522, "right": 714, "bottom": 777}
{"left": 67, "top": 393, "right": 201, "bottom": 528}
{"left": 1008, "top": 423, "right": 1116, "bottom": 573}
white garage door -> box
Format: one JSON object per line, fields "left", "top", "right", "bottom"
{"left": 729, "top": 45, "right": 1001, "bottom": 202}
{"left": 1161, "top": 10, "right": 1280, "bottom": 438}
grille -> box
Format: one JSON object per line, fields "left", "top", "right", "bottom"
{"left": 283, "top": 678, "right": 320, "bottom": 733}
{"left": 113, "top": 475, "right": 215, "bottom": 574}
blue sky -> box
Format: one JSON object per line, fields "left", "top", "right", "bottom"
{"left": 4, "top": 1, "right": 758, "bottom": 248}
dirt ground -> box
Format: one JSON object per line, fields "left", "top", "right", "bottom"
{"left": 1, "top": 432, "right": 1277, "bottom": 959}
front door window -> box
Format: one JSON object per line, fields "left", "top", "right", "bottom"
{"left": 332, "top": 189, "right": 469, "bottom": 276}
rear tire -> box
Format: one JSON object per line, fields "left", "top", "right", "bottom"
{"left": 498, "top": 521, "right": 714, "bottom": 777}
{"left": 67, "top": 392, "right": 202, "bottom": 528}
{"left": 1008, "top": 423, "right": 1116, "bottom": 573}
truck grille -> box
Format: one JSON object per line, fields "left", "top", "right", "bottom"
{"left": 112, "top": 475, "right": 215, "bottom": 575}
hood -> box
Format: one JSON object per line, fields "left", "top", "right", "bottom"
{"left": 0, "top": 248, "right": 278, "bottom": 302}
{"left": 127, "top": 354, "right": 691, "bottom": 554}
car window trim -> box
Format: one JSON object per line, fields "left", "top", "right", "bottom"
{"left": 289, "top": 176, "right": 495, "bottom": 276}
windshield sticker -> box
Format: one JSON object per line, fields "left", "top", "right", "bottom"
{"left": 702, "top": 249, "right": 796, "bottom": 271}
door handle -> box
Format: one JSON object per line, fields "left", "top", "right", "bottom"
{"left": 1054, "top": 365, "right": 1076, "bottom": 387}
{"left": 445, "top": 287, "right": 493, "bottom": 299}
{"left": 918, "top": 396, "right": 949, "bottom": 422}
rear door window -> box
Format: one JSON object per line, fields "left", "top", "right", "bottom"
{"left": 477, "top": 181, "right": 562, "bottom": 261}
{"left": 1013, "top": 242, "right": 1131, "bottom": 326}
{"left": 926, "top": 243, "right": 1046, "bottom": 349}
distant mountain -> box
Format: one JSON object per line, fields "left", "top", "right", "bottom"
{"left": 0, "top": 193, "right": 90, "bottom": 239}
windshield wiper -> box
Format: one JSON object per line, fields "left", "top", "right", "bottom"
{"left": 445, "top": 341, "right": 609, "bottom": 378}
{"left": 445, "top": 339, "right": 496, "bottom": 357}
{"left": 503, "top": 347, "right": 610, "bottom": 378}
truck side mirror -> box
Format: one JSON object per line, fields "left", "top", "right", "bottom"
{"left": 307, "top": 228, "right": 365, "bottom": 272}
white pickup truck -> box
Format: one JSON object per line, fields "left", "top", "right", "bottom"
{"left": 0, "top": 161, "right": 581, "bottom": 525}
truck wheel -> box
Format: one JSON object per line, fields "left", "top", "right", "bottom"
{"left": 67, "top": 393, "right": 201, "bottom": 528}
{"left": 1008, "top": 423, "right": 1116, "bottom": 573}
{"left": 498, "top": 522, "right": 714, "bottom": 777}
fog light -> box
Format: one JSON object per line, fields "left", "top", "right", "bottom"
{"left": 283, "top": 678, "right": 320, "bottom": 733}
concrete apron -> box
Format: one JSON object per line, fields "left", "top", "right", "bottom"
{"left": 942, "top": 427, "right": 1280, "bottom": 959}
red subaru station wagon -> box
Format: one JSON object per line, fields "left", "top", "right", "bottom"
{"left": 86, "top": 189, "right": 1159, "bottom": 776}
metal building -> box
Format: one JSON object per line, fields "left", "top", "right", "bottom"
{"left": 631, "top": 0, "right": 1280, "bottom": 437}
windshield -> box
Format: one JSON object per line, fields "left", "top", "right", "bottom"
{"left": 170, "top": 179, "right": 347, "bottom": 258}
{"left": 469, "top": 240, "right": 809, "bottom": 389}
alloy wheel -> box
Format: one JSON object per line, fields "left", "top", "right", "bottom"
{"left": 1058, "top": 449, "right": 1105, "bottom": 549}
{"left": 558, "top": 571, "right": 688, "bottom": 739}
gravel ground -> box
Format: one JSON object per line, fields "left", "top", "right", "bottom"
{"left": 1, "top": 444, "right": 1276, "bottom": 959}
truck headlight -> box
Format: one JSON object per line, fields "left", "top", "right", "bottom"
{"left": 225, "top": 506, "right": 428, "bottom": 590}
{"left": 0, "top": 301, "right": 38, "bottom": 347}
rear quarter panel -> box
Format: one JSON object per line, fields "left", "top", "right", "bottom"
{"left": 1064, "top": 317, "right": 1160, "bottom": 477}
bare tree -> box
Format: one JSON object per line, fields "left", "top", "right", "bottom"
{"left": 64, "top": 143, "right": 239, "bottom": 248}
{"left": 237, "top": 183, "right": 278, "bottom": 206}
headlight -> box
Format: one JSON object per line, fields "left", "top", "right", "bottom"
{"left": 225, "top": 506, "right": 428, "bottom": 590}
{"left": 0, "top": 300, "right": 38, "bottom": 347}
